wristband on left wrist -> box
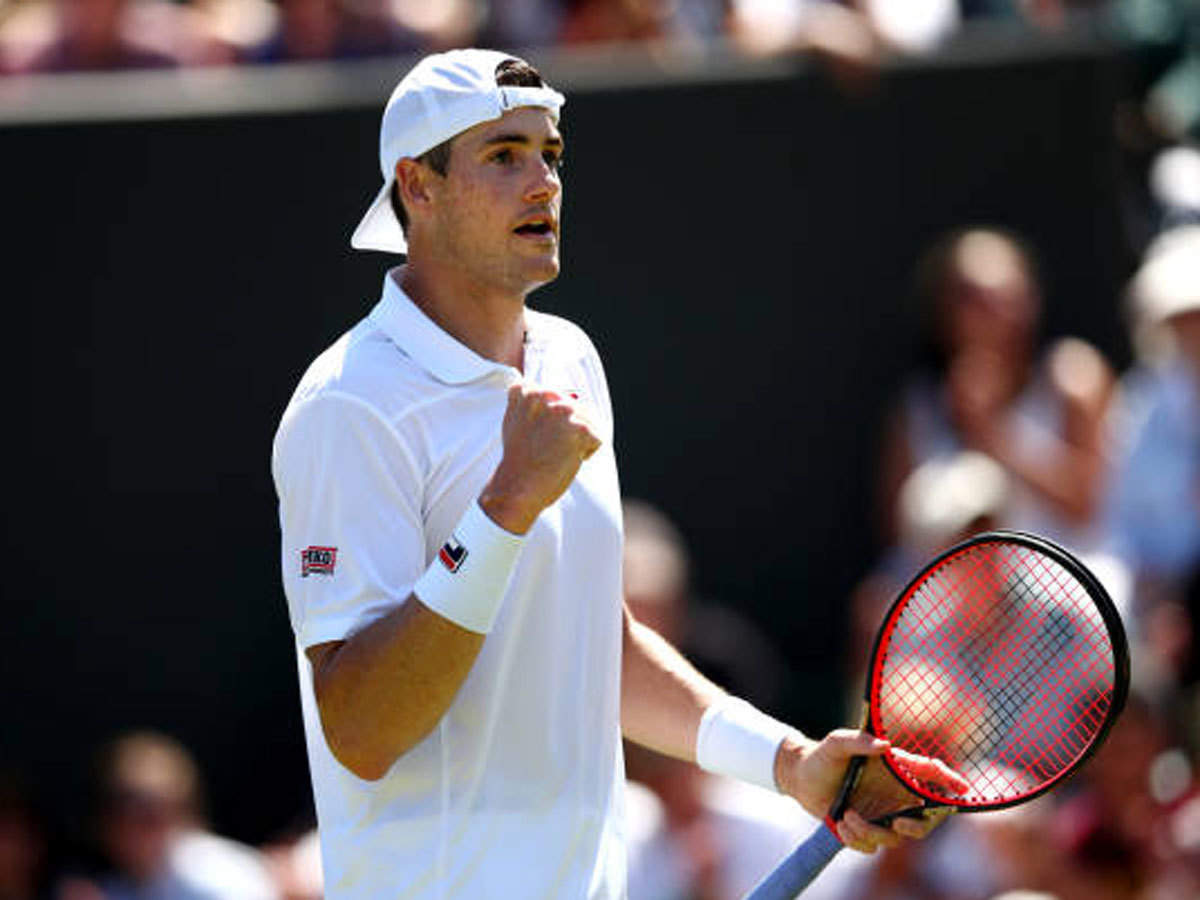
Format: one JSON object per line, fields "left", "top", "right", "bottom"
{"left": 695, "top": 695, "right": 793, "bottom": 792}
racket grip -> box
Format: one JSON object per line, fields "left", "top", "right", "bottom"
{"left": 744, "top": 823, "right": 844, "bottom": 900}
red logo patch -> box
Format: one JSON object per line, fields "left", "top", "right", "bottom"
{"left": 301, "top": 546, "right": 337, "bottom": 577}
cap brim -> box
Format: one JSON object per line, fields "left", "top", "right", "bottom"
{"left": 350, "top": 177, "right": 407, "bottom": 253}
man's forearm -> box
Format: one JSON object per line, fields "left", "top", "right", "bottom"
{"left": 619, "top": 605, "right": 725, "bottom": 761}
{"left": 307, "top": 596, "right": 484, "bottom": 781}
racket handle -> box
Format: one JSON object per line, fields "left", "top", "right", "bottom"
{"left": 829, "top": 755, "right": 866, "bottom": 821}
{"left": 744, "top": 823, "right": 844, "bottom": 900}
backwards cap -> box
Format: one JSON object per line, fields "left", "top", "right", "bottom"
{"left": 351, "top": 48, "right": 566, "bottom": 254}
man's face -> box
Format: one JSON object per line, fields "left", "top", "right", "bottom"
{"left": 425, "top": 106, "right": 564, "bottom": 297}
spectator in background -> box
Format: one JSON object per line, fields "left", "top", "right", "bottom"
{"left": 559, "top": 0, "right": 722, "bottom": 46}
{"left": 10, "top": 0, "right": 207, "bottom": 73}
{"left": 260, "top": 829, "right": 321, "bottom": 900}
{"left": 876, "top": 228, "right": 1125, "bottom": 602}
{"left": 1108, "top": 226, "right": 1200, "bottom": 743}
{"left": 476, "top": 0, "right": 566, "bottom": 50}
{"left": 1113, "top": 225, "right": 1200, "bottom": 591}
{"left": 727, "top": 1, "right": 1122, "bottom": 96}
{"left": 726, "top": 0, "right": 885, "bottom": 92}
{"left": 243, "top": 0, "right": 428, "bottom": 64}
{"left": 0, "top": 772, "right": 48, "bottom": 900}
{"left": 66, "top": 731, "right": 277, "bottom": 900}
{"left": 1149, "top": 145, "right": 1200, "bottom": 232}
{"left": 1108, "top": 0, "right": 1200, "bottom": 142}
{"left": 387, "top": 0, "right": 482, "bottom": 50}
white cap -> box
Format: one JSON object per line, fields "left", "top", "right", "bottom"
{"left": 1129, "top": 225, "right": 1200, "bottom": 325}
{"left": 898, "top": 450, "right": 1010, "bottom": 553}
{"left": 351, "top": 48, "right": 566, "bottom": 254}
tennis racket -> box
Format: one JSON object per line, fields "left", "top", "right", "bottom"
{"left": 746, "top": 530, "right": 1129, "bottom": 900}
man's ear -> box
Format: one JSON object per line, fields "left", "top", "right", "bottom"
{"left": 395, "top": 158, "right": 436, "bottom": 219}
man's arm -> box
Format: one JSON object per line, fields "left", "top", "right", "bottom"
{"left": 306, "top": 600, "right": 483, "bottom": 781}
{"left": 307, "top": 383, "right": 600, "bottom": 781}
{"left": 619, "top": 604, "right": 724, "bottom": 760}
{"left": 620, "top": 607, "right": 961, "bottom": 852}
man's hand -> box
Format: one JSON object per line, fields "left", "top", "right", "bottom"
{"left": 774, "top": 730, "right": 967, "bottom": 853}
{"left": 479, "top": 382, "right": 602, "bottom": 534}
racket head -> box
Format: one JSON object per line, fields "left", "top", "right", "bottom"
{"left": 864, "top": 530, "right": 1129, "bottom": 813}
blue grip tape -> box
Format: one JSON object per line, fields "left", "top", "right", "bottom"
{"left": 744, "top": 822, "right": 844, "bottom": 900}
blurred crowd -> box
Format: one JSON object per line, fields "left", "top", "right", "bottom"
{"left": 0, "top": 0, "right": 1190, "bottom": 82}
{"left": 0, "top": 731, "right": 322, "bottom": 900}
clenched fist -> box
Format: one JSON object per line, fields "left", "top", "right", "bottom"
{"left": 478, "top": 382, "right": 602, "bottom": 534}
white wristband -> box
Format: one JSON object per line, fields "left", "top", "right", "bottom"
{"left": 695, "top": 696, "right": 792, "bottom": 792}
{"left": 412, "top": 501, "right": 525, "bottom": 633}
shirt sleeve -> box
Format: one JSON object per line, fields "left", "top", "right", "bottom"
{"left": 272, "top": 390, "right": 426, "bottom": 649}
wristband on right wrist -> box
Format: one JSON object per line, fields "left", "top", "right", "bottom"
{"left": 412, "top": 500, "right": 526, "bottom": 633}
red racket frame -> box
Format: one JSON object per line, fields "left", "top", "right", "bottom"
{"left": 860, "top": 530, "right": 1129, "bottom": 815}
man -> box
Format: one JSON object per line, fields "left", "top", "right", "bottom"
{"left": 272, "top": 48, "right": 960, "bottom": 898}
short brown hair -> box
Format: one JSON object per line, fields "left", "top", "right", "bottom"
{"left": 389, "top": 58, "right": 547, "bottom": 235}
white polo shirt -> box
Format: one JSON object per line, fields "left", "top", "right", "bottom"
{"left": 272, "top": 270, "right": 627, "bottom": 900}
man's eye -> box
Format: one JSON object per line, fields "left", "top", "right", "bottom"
{"left": 490, "top": 149, "right": 514, "bottom": 165}
{"left": 544, "top": 151, "right": 564, "bottom": 171}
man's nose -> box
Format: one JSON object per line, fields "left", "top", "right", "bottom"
{"left": 524, "top": 159, "right": 560, "bottom": 203}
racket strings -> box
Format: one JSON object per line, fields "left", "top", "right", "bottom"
{"left": 875, "top": 542, "right": 1117, "bottom": 807}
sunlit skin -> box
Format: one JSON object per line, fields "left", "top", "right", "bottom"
{"left": 395, "top": 106, "right": 564, "bottom": 371}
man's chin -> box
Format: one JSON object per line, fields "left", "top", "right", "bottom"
{"left": 522, "top": 257, "right": 560, "bottom": 290}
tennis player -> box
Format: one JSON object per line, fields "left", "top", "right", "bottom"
{"left": 271, "top": 48, "right": 960, "bottom": 899}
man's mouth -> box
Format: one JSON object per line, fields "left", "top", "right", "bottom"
{"left": 513, "top": 216, "right": 555, "bottom": 237}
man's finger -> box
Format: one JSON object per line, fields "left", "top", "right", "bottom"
{"left": 835, "top": 812, "right": 876, "bottom": 854}
{"left": 839, "top": 810, "right": 900, "bottom": 853}
{"left": 892, "top": 806, "right": 954, "bottom": 839}
{"left": 827, "top": 730, "right": 890, "bottom": 761}
{"left": 890, "top": 748, "right": 970, "bottom": 794}
{"left": 891, "top": 816, "right": 925, "bottom": 839}
{"left": 579, "top": 435, "right": 601, "bottom": 460}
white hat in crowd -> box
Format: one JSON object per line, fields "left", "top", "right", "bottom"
{"left": 351, "top": 48, "right": 566, "bottom": 254}
{"left": 898, "top": 450, "right": 1010, "bottom": 554}
{"left": 1129, "top": 225, "right": 1200, "bottom": 326}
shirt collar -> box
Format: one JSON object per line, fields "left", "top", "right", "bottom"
{"left": 368, "top": 268, "right": 518, "bottom": 385}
